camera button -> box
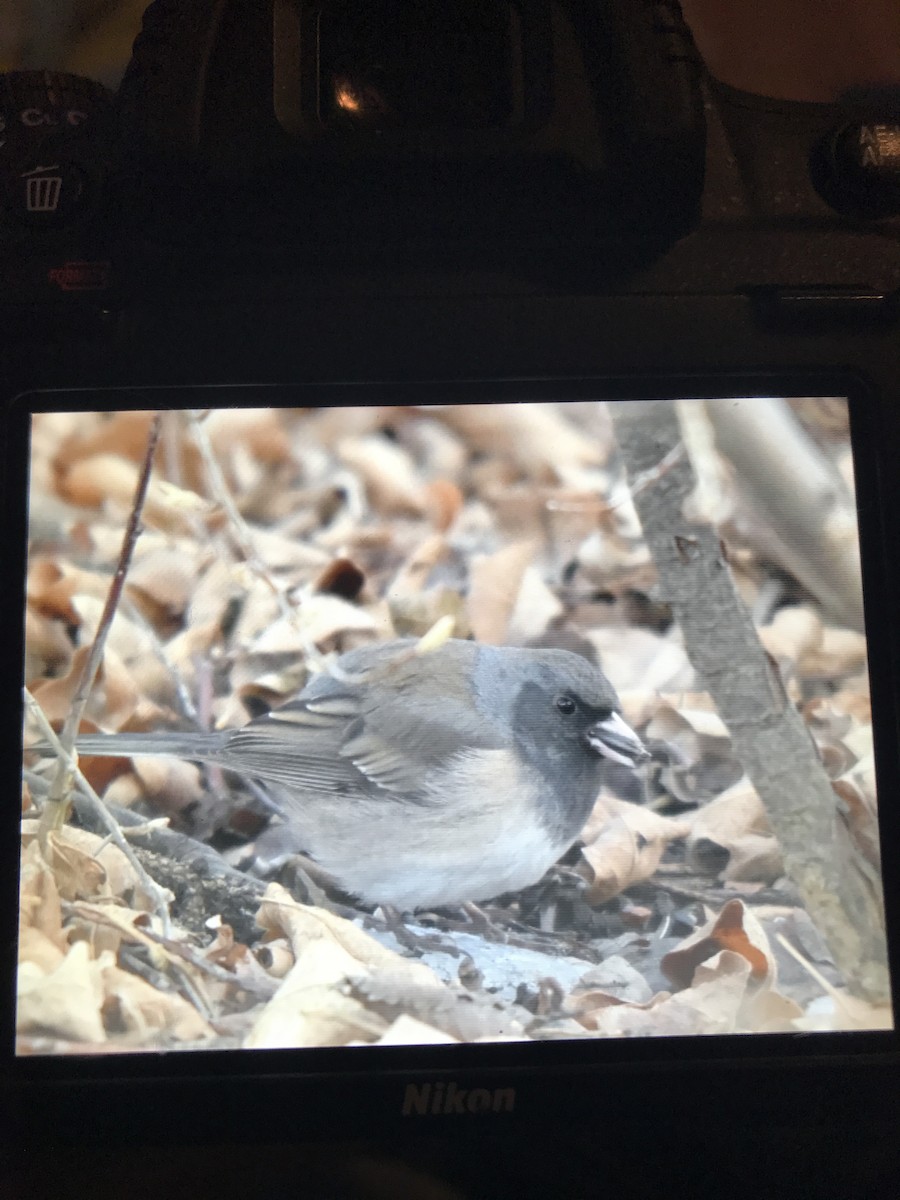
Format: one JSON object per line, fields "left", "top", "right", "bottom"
{"left": 5, "top": 159, "right": 90, "bottom": 228}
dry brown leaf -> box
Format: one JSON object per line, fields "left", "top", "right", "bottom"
{"left": 27, "top": 558, "right": 90, "bottom": 624}
{"left": 662, "top": 899, "right": 777, "bottom": 991}
{"left": 21, "top": 821, "right": 153, "bottom": 910}
{"left": 742, "top": 986, "right": 805, "bottom": 1033}
{"left": 436, "top": 404, "right": 603, "bottom": 480}
{"left": 579, "top": 797, "right": 691, "bottom": 903}
{"left": 337, "top": 435, "right": 426, "bottom": 515}
{"left": 18, "top": 840, "right": 65, "bottom": 946}
{"left": 686, "top": 782, "right": 783, "bottom": 883}
{"left": 144, "top": 478, "right": 218, "bottom": 531}
{"left": 255, "top": 937, "right": 295, "bottom": 978}
{"left": 585, "top": 951, "right": 751, "bottom": 1037}
{"left": 100, "top": 772, "right": 148, "bottom": 810}
{"left": 126, "top": 547, "right": 198, "bottom": 633}
{"left": 425, "top": 479, "right": 464, "bottom": 532}
{"left": 565, "top": 957, "right": 655, "bottom": 1025}
{"left": 55, "top": 410, "right": 157, "bottom": 470}
{"left": 507, "top": 567, "right": 564, "bottom": 644}
{"left": 59, "top": 452, "right": 143, "bottom": 510}
{"left": 256, "top": 885, "right": 435, "bottom": 981}
{"left": 347, "top": 970, "right": 526, "bottom": 1042}
{"left": 236, "top": 598, "right": 378, "bottom": 664}
{"left": 244, "top": 937, "right": 388, "bottom": 1049}
{"left": 802, "top": 627, "right": 868, "bottom": 677}
{"left": 303, "top": 405, "right": 394, "bottom": 447}
{"left": 389, "top": 588, "right": 469, "bottom": 640}
{"left": 758, "top": 606, "right": 823, "bottom": 665}
{"left": 389, "top": 533, "right": 448, "bottom": 596}
{"left": 29, "top": 643, "right": 92, "bottom": 726}
{"left": 203, "top": 922, "right": 242, "bottom": 969}
{"left": 182, "top": 557, "right": 243, "bottom": 628}
{"left": 376, "top": 1015, "right": 460, "bottom": 1045}
{"left": 243, "top": 527, "right": 332, "bottom": 575}
{"left": 18, "top": 926, "right": 66, "bottom": 974}
{"left": 164, "top": 619, "right": 225, "bottom": 677}
{"left": 32, "top": 639, "right": 145, "bottom": 735}
{"left": 17, "top": 942, "right": 109, "bottom": 1044}
{"left": 644, "top": 703, "right": 702, "bottom": 763}
{"left": 773, "top": 934, "right": 892, "bottom": 1031}
{"left": 313, "top": 557, "right": 366, "bottom": 600}
{"left": 574, "top": 527, "right": 650, "bottom": 581}
{"left": 45, "top": 830, "right": 121, "bottom": 902}
{"left": 61, "top": 452, "right": 215, "bottom": 534}
{"left": 722, "top": 834, "right": 785, "bottom": 884}
{"left": 587, "top": 627, "right": 693, "bottom": 694}
{"left": 468, "top": 541, "right": 537, "bottom": 645}
{"left": 645, "top": 696, "right": 732, "bottom": 788}
{"left": 402, "top": 411, "right": 468, "bottom": 477}
{"left": 68, "top": 594, "right": 160, "bottom": 675}
{"left": 205, "top": 408, "right": 291, "bottom": 466}
{"left": 827, "top": 687, "right": 871, "bottom": 723}
{"left": 100, "top": 963, "right": 214, "bottom": 1042}
{"left": 131, "top": 756, "right": 206, "bottom": 815}
{"left": 36, "top": 829, "right": 107, "bottom": 901}
{"left": 24, "top": 606, "right": 73, "bottom": 681}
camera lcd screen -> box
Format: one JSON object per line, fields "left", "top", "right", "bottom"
{"left": 13, "top": 393, "right": 893, "bottom": 1057}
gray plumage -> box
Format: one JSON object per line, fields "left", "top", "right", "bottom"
{"left": 68, "top": 638, "right": 647, "bottom": 909}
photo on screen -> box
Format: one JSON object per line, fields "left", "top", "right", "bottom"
{"left": 16, "top": 394, "right": 891, "bottom": 1054}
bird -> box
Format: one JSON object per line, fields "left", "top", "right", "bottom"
{"left": 66, "top": 638, "right": 649, "bottom": 911}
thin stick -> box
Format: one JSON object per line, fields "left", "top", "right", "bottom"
{"left": 38, "top": 413, "right": 162, "bottom": 839}
{"left": 186, "top": 409, "right": 356, "bottom": 683}
{"left": 121, "top": 596, "right": 201, "bottom": 725}
{"left": 26, "top": 690, "right": 173, "bottom": 936}
{"left": 65, "top": 900, "right": 278, "bottom": 999}
{"left": 186, "top": 410, "right": 291, "bottom": 618}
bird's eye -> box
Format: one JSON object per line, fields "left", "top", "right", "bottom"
{"left": 555, "top": 694, "right": 577, "bottom": 715}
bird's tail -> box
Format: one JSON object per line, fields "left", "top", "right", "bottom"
{"left": 64, "top": 731, "right": 232, "bottom": 761}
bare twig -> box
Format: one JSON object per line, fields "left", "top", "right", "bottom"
{"left": 187, "top": 410, "right": 291, "bottom": 617}
{"left": 25, "top": 690, "right": 173, "bottom": 936}
{"left": 186, "top": 410, "right": 356, "bottom": 684}
{"left": 121, "top": 596, "right": 202, "bottom": 725}
{"left": 65, "top": 900, "right": 278, "bottom": 1000}
{"left": 611, "top": 400, "right": 888, "bottom": 1004}
{"left": 38, "top": 412, "right": 162, "bottom": 840}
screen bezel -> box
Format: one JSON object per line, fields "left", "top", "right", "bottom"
{"left": 3, "top": 375, "right": 900, "bottom": 1134}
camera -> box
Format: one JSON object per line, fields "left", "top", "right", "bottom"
{"left": 2, "top": 0, "right": 900, "bottom": 1170}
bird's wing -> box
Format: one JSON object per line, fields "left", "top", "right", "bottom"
{"left": 221, "top": 686, "right": 506, "bottom": 798}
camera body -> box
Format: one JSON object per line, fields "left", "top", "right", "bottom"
{"left": 3, "top": 0, "right": 900, "bottom": 1158}
{"left": 1, "top": 1, "right": 899, "bottom": 457}
{"left": 2, "top": 0, "right": 899, "bottom": 505}
{"left": 1, "top": 0, "right": 898, "bottom": 315}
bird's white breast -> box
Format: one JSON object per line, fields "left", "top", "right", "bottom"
{"left": 295, "top": 749, "right": 578, "bottom": 910}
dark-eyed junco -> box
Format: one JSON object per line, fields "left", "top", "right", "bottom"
{"left": 67, "top": 639, "right": 648, "bottom": 910}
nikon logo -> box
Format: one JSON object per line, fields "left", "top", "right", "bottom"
{"left": 402, "top": 1081, "right": 516, "bottom": 1116}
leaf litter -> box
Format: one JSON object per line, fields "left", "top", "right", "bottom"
{"left": 18, "top": 401, "right": 889, "bottom": 1052}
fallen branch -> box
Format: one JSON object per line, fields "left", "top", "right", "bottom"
{"left": 610, "top": 400, "right": 888, "bottom": 1003}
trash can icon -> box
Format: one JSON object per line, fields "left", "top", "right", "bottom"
{"left": 22, "top": 166, "right": 64, "bottom": 213}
